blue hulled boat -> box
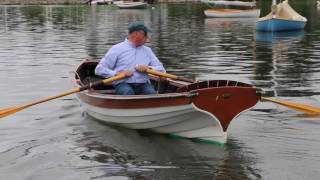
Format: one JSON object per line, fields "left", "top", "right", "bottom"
{"left": 256, "top": 0, "right": 307, "bottom": 32}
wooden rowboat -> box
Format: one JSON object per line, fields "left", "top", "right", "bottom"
{"left": 72, "top": 60, "right": 261, "bottom": 144}
{"left": 204, "top": 8, "right": 260, "bottom": 18}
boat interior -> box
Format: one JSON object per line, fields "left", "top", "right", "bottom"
{"left": 75, "top": 61, "right": 253, "bottom": 94}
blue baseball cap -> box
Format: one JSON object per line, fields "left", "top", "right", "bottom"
{"left": 128, "top": 21, "right": 152, "bottom": 34}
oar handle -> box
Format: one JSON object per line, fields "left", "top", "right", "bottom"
{"left": 79, "top": 73, "right": 127, "bottom": 91}
{"left": 146, "top": 69, "right": 195, "bottom": 83}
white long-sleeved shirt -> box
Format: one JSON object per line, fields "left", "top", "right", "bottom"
{"left": 95, "top": 39, "right": 165, "bottom": 84}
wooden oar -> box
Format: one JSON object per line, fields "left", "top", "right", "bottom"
{"left": 146, "top": 69, "right": 320, "bottom": 115}
{"left": 0, "top": 73, "right": 126, "bottom": 118}
{"left": 146, "top": 69, "right": 195, "bottom": 83}
{"left": 261, "top": 97, "right": 320, "bottom": 115}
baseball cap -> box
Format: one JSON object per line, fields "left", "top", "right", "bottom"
{"left": 128, "top": 21, "right": 152, "bottom": 34}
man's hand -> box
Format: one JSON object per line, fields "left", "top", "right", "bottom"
{"left": 117, "top": 70, "right": 133, "bottom": 77}
{"left": 135, "top": 65, "right": 150, "bottom": 72}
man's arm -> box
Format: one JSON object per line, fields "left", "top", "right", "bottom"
{"left": 95, "top": 49, "right": 118, "bottom": 77}
{"left": 147, "top": 48, "right": 166, "bottom": 72}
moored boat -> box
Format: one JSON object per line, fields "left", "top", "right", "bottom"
{"left": 73, "top": 60, "right": 261, "bottom": 144}
{"left": 256, "top": 0, "right": 307, "bottom": 32}
{"left": 115, "top": 1, "right": 148, "bottom": 9}
{"left": 200, "top": 0, "right": 256, "bottom": 7}
{"left": 90, "top": 0, "right": 113, "bottom": 5}
{"left": 204, "top": 8, "right": 260, "bottom": 18}
{"left": 202, "top": 0, "right": 260, "bottom": 18}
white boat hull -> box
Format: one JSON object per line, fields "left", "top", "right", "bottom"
{"left": 82, "top": 102, "right": 227, "bottom": 144}
{"left": 115, "top": 2, "right": 148, "bottom": 9}
{"left": 200, "top": 0, "right": 256, "bottom": 7}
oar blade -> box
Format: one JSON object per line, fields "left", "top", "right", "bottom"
{"left": 0, "top": 74, "right": 127, "bottom": 119}
{"left": 262, "top": 97, "right": 320, "bottom": 115}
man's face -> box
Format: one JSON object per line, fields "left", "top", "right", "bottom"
{"left": 134, "top": 30, "right": 148, "bottom": 46}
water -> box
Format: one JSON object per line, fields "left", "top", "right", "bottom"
{"left": 1, "top": 2, "right": 320, "bottom": 179}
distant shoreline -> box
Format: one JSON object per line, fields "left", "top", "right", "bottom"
{"left": 0, "top": 0, "right": 199, "bottom": 5}
{"left": 0, "top": 0, "right": 82, "bottom": 5}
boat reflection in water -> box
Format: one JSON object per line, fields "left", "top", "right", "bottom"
{"left": 204, "top": 18, "right": 256, "bottom": 30}
{"left": 255, "top": 30, "right": 305, "bottom": 42}
{"left": 74, "top": 114, "right": 260, "bottom": 179}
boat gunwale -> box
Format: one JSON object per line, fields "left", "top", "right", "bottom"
{"left": 77, "top": 85, "right": 258, "bottom": 101}
{"left": 81, "top": 91, "right": 198, "bottom": 100}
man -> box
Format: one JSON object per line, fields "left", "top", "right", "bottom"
{"left": 95, "top": 21, "right": 166, "bottom": 95}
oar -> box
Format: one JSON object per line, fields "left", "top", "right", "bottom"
{"left": 261, "top": 97, "right": 320, "bottom": 115}
{"left": 0, "top": 73, "right": 126, "bottom": 118}
{"left": 146, "top": 69, "right": 320, "bottom": 115}
{"left": 146, "top": 69, "right": 195, "bottom": 83}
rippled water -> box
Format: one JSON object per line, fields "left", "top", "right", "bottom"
{"left": 1, "top": 2, "right": 320, "bottom": 179}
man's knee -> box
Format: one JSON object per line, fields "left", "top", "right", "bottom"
{"left": 117, "top": 89, "right": 135, "bottom": 95}
{"left": 140, "top": 83, "right": 156, "bottom": 95}
{"left": 115, "top": 83, "right": 135, "bottom": 95}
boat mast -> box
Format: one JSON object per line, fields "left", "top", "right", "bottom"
{"left": 271, "top": 0, "right": 277, "bottom": 16}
